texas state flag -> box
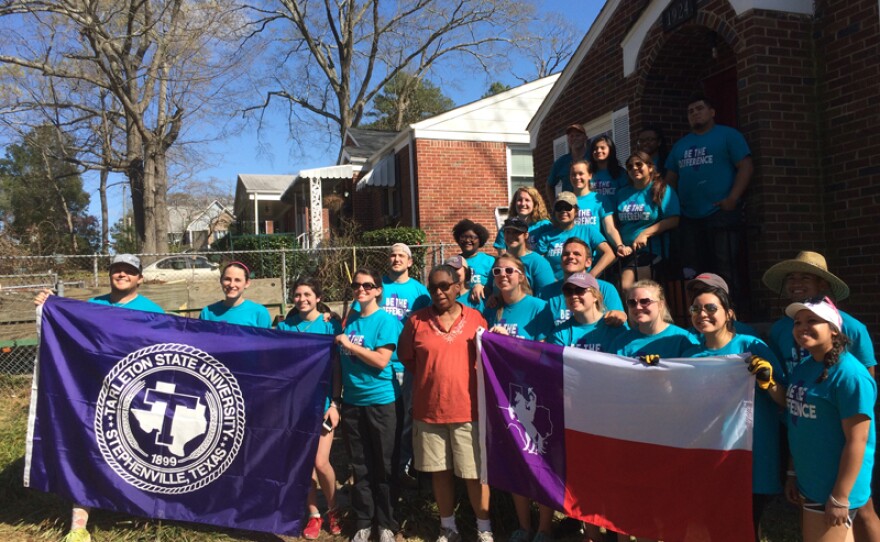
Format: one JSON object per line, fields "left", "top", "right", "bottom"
{"left": 477, "top": 331, "right": 755, "bottom": 542}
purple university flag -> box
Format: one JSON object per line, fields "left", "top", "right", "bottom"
{"left": 25, "top": 296, "right": 334, "bottom": 535}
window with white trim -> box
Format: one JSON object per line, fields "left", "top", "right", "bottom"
{"left": 508, "top": 145, "right": 535, "bottom": 199}
{"left": 580, "top": 107, "right": 631, "bottom": 161}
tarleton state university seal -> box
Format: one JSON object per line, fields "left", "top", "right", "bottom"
{"left": 94, "top": 343, "right": 245, "bottom": 494}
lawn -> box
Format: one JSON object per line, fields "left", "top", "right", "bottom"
{"left": 0, "top": 375, "right": 800, "bottom": 541}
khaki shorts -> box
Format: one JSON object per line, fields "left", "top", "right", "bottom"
{"left": 413, "top": 419, "right": 480, "bottom": 479}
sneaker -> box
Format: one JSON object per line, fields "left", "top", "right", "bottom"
{"left": 379, "top": 528, "right": 395, "bottom": 542}
{"left": 63, "top": 529, "right": 91, "bottom": 542}
{"left": 532, "top": 533, "right": 552, "bottom": 542}
{"left": 476, "top": 530, "right": 494, "bottom": 542}
{"left": 327, "top": 508, "right": 343, "bottom": 535}
{"left": 303, "top": 516, "right": 322, "bottom": 540}
{"left": 436, "top": 527, "right": 462, "bottom": 542}
{"left": 509, "top": 529, "right": 531, "bottom": 542}
{"left": 352, "top": 527, "right": 372, "bottom": 542}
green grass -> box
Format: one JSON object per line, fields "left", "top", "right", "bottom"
{"left": 0, "top": 376, "right": 800, "bottom": 541}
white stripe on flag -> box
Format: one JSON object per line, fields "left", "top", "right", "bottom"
{"left": 562, "top": 348, "right": 754, "bottom": 451}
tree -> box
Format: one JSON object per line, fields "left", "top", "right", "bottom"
{"left": 247, "top": 0, "right": 531, "bottom": 157}
{"left": 0, "top": 125, "right": 98, "bottom": 254}
{"left": 110, "top": 213, "right": 140, "bottom": 255}
{"left": 0, "top": 0, "right": 255, "bottom": 256}
{"left": 361, "top": 73, "right": 454, "bottom": 131}
{"left": 482, "top": 81, "right": 512, "bottom": 99}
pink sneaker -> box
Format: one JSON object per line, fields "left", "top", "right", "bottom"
{"left": 303, "top": 515, "right": 322, "bottom": 540}
{"left": 327, "top": 508, "right": 343, "bottom": 535}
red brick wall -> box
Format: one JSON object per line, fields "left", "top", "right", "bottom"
{"left": 414, "top": 139, "right": 509, "bottom": 245}
{"left": 815, "top": 0, "right": 880, "bottom": 336}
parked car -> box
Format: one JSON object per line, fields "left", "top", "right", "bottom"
{"left": 142, "top": 255, "right": 220, "bottom": 283}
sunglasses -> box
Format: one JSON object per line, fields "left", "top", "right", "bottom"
{"left": 627, "top": 161, "right": 647, "bottom": 170}
{"left": 350, "top": 281, "right": 378, "bottom": 291}
{"left": 689, "top": 303, "right": 720, "bottom": 315}
{"left": 562, "top": 286, "right": 588, "bottom": 296}
{"left": 626, "top": 297, "right": 657, "bottom": 308}
{"left": 554, "top": 202, "right": 575, "bottom": 212}
{"left": 428, "top": 281, "right": 458, "bottom": 293}
{"left": 492, "top": 266, "right": 522, "bottom": 276}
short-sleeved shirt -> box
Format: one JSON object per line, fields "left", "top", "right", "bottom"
{"left": 611, "top": 324, "right": 696, "bottom": 358}
{"left": 665, "top": 124, "right": 751, "bottom": 218}
{"left": 684, "top": 334, "right": 784, "bottom": 495}
{"left": 590, "top": 168, "right": 628, "bottom": 202}
{"left": 768, "top": 311, "right": 877, "bottom": 379}
{"left": 464, "top": 252, "right": 496, "bottom": 290}
{"left": 531, "top": 224, "right": 609, "bottom": 280}
{"left": 398, "top": 305, "right": 487, "bottom": 423}
{"left": 483, "top": 295, "right": 553, "bottom": 341}
{"left": 89, "top": 293, "right": 165, "bottom": 314}
{"left": 575, "top": 192, "right": 609, "bottom": 229}
{"left": 547, "top": 317, "right": 627, "bottom": 353}
{"left": 492, "top": 219, "right": 551, "bottom": 252}
{"left": 340, "top": 309, "right": 403, "bottom": 406}
{"left": 539, "top": 278, "right": 624, "bottom": 327}
{"left": 547, "top": 150, "right": 590, "bottom": 193}
{"left": 786, "top": 352, "right": 877, "bottom": 507}
{"left": 520, "top": 252, "right": 556, "bottom": 294}
{"left": 199, "top": 299, "right": 272, "bottom": 328}
{"left": 277, "top": 314, "right": 342, "bottom": 335}
{"left": 457, "top": 291, "right": 485, "bottom": 313}
{"left": 616, "top": 181, "right": 680, "bottom": 257}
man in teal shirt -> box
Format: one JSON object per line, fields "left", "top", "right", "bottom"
{"left": 545, "top": 124, "right": 589, "bottom": 203}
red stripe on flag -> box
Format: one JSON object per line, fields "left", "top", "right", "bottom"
{"left": 562, "top": 429, "right": 754, "bottom": 542}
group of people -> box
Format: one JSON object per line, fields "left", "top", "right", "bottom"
{"left": 38, "top": 93, "right": 876, "bottom": 542}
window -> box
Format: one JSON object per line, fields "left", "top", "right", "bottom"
{"left": 581, "top": 107, "right": 630, "bottom": 161}
{"left": 508, "top": 145, "right": 534, "bottom": 199}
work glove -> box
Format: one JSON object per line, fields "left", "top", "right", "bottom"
{"left": 638, "top": 354, "right": 660, "bottom": 366}
{"left": 747, "top": 355, "right": 776, "bottom": 389}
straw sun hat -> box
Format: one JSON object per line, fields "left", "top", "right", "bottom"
{"left": 761, "top": 251, "right": 850, "bottom": 300}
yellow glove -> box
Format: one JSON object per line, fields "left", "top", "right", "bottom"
{"left": 747, "top": 355, "right": 776, "bottom": 389}
{"left": 638, "top": 354, "right": 660, "bottom": 366}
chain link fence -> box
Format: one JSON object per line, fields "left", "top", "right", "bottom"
{"left": 0, "top": 244, "right": 454, "bottom": 395}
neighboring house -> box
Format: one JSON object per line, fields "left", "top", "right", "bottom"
{"left": 352, "top": 74, "right": 560, "bottom": 243}
{"left": 233, "top": 174, "right": 294, "bottom": 235}
{"left": 528, "top": 0, "right": 880, "bottom": 330}
{"left": 167, "top": 201, "right": 234, "bottom": 250}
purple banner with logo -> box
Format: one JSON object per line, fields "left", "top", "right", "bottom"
{"left": 25, "top": 296, "right": 334, "bottom": 535}
{"left": 477, "top": 332, "right": 566, "bottom": 510}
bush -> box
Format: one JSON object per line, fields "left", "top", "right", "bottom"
{"left": 211, "top": 233, "right": 314, "bottom": 279}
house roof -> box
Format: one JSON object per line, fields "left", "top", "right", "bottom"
{"left": 281, "top": 165, "right": 354, "bottom": 202}
{"left": 236, "top": 174, "right": 295, "bottom": 193}
{"left": 343, "top": 128, "right": 398, "bottom": 163}
{"left": 167, "top": 200, "right": 233, "bottom": 233}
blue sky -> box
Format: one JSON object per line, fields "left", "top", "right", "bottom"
{"left": 89, "top": 1, "right": 603, "bottom": 225}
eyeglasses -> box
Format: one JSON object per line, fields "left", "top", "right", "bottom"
{"left": 626, "top": 297, "right": 657, "bottom": 308}
{"left": 689, "top": 303, "right": 720, "bottom": 315}
{"left": 458, "top": 234, "right": 480, "bottom": 242}
{"left": 554, "top": 202, "right": 575, "bottom": 212}
{"left": 492, "top": 266, "right": 522, "bottom": 276}
{"left": 428, "top": 281, "right": 458, "bottom": 293}
{"left": 350, "top": 282, "right": 378, "bottom": 291}
{"left": 626, "top": 161, "right": 647, "bottom": 170}
{"left": 562, "top": 286, "right": 588, "bottom": 296}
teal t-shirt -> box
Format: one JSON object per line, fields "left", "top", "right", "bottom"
{"left": 492, "top": 219, "right": 551, "bottom": 252}
{"left": 483, "top": 295, "right": 553, "bottom": 341}
{"left": 590, "top": 168, "right": 628, "bottom": 202}
{"left": 575, "top": 192, "right": 609, "bottom": 229}
{"left": 377, "top": 276, "right": 430, "bottom": 373}
{"left": 339, "top": 309, "right": 402, "bottom": 406}
{"left": 616, "top": 181, "right": 680, "bottom": 257}
{"left": 539, "top": 278, "right": 624, "bottom": 327}
{"left": 89, "top": 293, "right": 165, "bottom": 314}
{"left": 531, "top": 224, "right": 609, "bottom": 280}
{"left": 465, "top": 252, "right": 495, "bottom": 290}
{"left": 457, "top": 291, "right": 485, "bottom": 313}
{"left": 520, "top": 252, "right": 556, "bottom": 294}
{"left": 199, "top": 299, "right": 271, "bottom": 328}
{"left": 665, "top": 124, "right": 751, "bottom": 218}
{"left": 611, "top": 324, "right": 696, "bottom": 358}
{"left": 683, "top": 334, "right": 784, "bottom": 495}
{"left": 547, "top": 317, "right": 627, "bottom": 353}
{"left": 786, "top": 352, "right": 876, "bottom": 507}
{"left": 277, "top": 313, "right": 342, "bottom": 335}
{"left": 547, "top": 151, "right": 589, "bottom": 193}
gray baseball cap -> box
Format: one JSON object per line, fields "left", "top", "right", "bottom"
{"left": 110, "top": 254, "right": 142, "bottom": 272}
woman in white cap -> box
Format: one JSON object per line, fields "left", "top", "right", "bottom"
{"left": 783, "top": 297, "right": 876, "bottom": 542}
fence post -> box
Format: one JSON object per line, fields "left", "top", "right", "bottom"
{"left": 281, "top": 250, "right": 288, "bottom": 314}
{"left": 93, "top": 253, "right": 99, "bottom": 287}
{"left": 352, "top": 246, "right": 357, "bottom": 275}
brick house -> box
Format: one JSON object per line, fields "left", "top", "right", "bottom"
{"left": 353, "top": 74, "right": 559, "bottom": 243}
{"left": 529, "top": 0, "right": 880, "bottom": 330}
